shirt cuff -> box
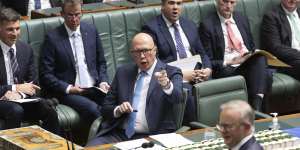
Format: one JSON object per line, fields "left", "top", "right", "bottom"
{"left": 163, "top": 82, "right": 173, "bottom": 95}
{"left": 113, "top": 106, "right": 122, "bottom": 118}
{"left": 66, "top": 85, "right": 72, "bottom": 94}
{"left": 12, "top": 85, "right": 16, "bottom": 91}
{"left": 18, "top": 92, "right": 26, "bottom": 99}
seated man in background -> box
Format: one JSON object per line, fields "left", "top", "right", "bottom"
{"left": 40, "top": 0, "right": 109, "bottom": 124}
{"left": 0, "top": 8, "right": 59, "bottom": 134}
{"left": 2, "top": 0, "right": 62, "bottom": 16}
{"left": 260, "top": 0, "right": 300, "bottom": 81}
{"left": 218, "top": 100, "right": 263, "bottom": 149}
{"left": 142, "top": 0, "right": 212, "bottom": 124}
{"left": 199, "top": 0, "right": 272, "bottom": 111}
{"left": 86, "top": 33, "right": 183, "bottom": 146}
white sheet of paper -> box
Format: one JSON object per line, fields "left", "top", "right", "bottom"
{"left": 150, "top": 133, "right": 193, "bottom": 148}
{"left": 168, "top": 55, "right": 201, "bottom": 71}
{"left": 9, "top": 98, "right": 40, "bottom": 103}
{"left": 114, "top": 138, "right": 165, "bottom": 150}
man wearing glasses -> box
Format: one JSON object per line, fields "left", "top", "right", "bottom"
{"left": 40, "top": 0, "right": 109, "bottom": 125}
{"left": 217, "top": 100, "right": 263, "bottom": 149}
{"left": 86, "top": 33, "right": 183, "bottom": 146}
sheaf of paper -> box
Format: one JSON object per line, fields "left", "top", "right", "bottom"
{"left": 9, "top": 98, "right": 40, "bottom": 103}
{"left": 168, "top": 55, "right": 201, "bottom": 71}
{"left": 150, "top": 133, "right": 193, "bottom": 148}
{"left": 114, "top": 138, "right": 165, "bottom": 150}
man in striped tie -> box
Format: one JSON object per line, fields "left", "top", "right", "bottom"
{"left": 86, "top": 33, "right": 183, "bottom": 146}
{"left": 0, "top": 8, "right": 59, "bottom": 134}
{"left": 199, "top": 0, "right": 273, "bottom": 112}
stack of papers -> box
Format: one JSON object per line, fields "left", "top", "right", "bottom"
{"left": 114, "top": 138, "right": 165, "bottom": 150}
{"left": 150, "top": 133, "right": 193, "bottom": 148}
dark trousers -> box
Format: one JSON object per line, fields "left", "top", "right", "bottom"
{"left": 182, "top": 83, "right": 196, "bottom": 125}
{"left": 0, "top": 99, "right": 59, "bottom": 134}
{"left": 58, "top": 90, "right": 103, "bottom": 124}
{"left": 215, "top": 55, "right": 273, "bottom": 103}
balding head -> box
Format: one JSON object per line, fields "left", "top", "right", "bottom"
{"left": 130, "top": 33, "right": 157, "bottom": 71}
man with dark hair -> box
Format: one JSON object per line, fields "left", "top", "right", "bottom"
{"left": 86, "top": 33, "right": 183, "bottom": 146}
{"left": 0, "top": 8, "right": 59, "bottom": 133}
{"left": 40, "top": 0, "right": 109, "bottom": 124}
{"left": 261, "top": 0, "right": 300, "bottom": 81}
{"left": 199, "top": 0, "right": 272, "bottom": 111}
{"left": 142, "top": 0, "right": 212, "bottom": 124}
{"left": 218, "top": 100, "right": 263, "bottom": 149}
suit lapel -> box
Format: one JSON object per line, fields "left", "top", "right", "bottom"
{"left": 128, "top": 66, "right": 139, "bottom": 104}
{"left": 60, "top": 25, "right": 76, "bottom": 68}
{"left": 158, "top": 15, "right": 177, "bottom": 60}
{"left": 80, "top": 25, "right": 91, "bottom": 70}
{"left": 279, "top": 5, "right": 292, "bottom": 43}
{"left": 0, "top": 46, "right": 7, "bottom": 84}
{"left": 213, "top": 13, "right": 225, "bottom": 55}
{"left": 234, "top": 13, "right": 249, "bottom": 49}
{"left": 15, "top": 41, "right": 24, "bottom": 83}
{"left": 180, "top": 18, "right": 195, "bottom": 55}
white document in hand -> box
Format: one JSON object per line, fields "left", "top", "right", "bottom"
{"left": 114, "top": 138, "right": 165, "bottom": 150}
{"left": 150, "top": 133, "right": 193, "bottom": 148}
{"left": 168, "top": 55, "right": 201, "bottom": 71}
{"left": 9, "top": 98, "right": 40, "bottom": 103}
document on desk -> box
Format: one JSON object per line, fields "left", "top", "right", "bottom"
{"left": 168, "top": 55, "right": 201, "bottom": 71}
{"left": 150, "top": 133, "right": 193, "bottom": 148}
{"left": 114, "top": 138, "right": 165, "bottom": 150}
{"left": 9, "top": 98, "right": 40, "bottom": 103}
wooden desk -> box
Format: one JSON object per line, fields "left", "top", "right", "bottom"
{"left": 84, "top": 113, "right": 300, "bottom": 150}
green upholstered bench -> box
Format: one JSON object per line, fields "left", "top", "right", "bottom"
{"left": 18, "top": 0, "right": 300, "bottom": 144}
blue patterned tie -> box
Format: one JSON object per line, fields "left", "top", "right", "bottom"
{"left": 173, "top": 23, "right": 187, "bottom": 59}
{"left": 8, "top": 48, "right": 19, "bottom": 84}
{"left": 35, "top": 0, "right": 41, "bottom": 9}
{"left": 125, "top": 71, "right": 147, "bottom": 138}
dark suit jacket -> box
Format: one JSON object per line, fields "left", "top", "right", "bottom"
{"left": 142, "top": 15, "right": 212, "bottom": 69}
{"left": 97, "top": 59, "right": 183, "bottom": 136}
{"left": 40, "top": 22, "right": 108, "bottom": 96}
{"left": 260, "top": 4, "right": 300, "bottom": 65}
{"left": 199, "top": 12, "right": 255, "bottom": 76}
{"left": 2, "top": 0, "right": 62, "bottom": 16}
{"left": 0, "top": 41, "right": 36, "bottom": 96}
{"left": 239, "top": 136, "right": 263, "bottom": 150}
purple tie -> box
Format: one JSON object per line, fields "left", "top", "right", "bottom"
{"left": 173, "top": 23, "right": 187, "bottom": 59}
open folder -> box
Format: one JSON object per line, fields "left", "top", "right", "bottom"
{"left": 247, "top": 50, "right": 290, "bottom": 67}
{"left": 167, "top": 55, "right": 202, "bottom": 70}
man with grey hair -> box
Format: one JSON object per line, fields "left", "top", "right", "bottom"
{"left": 217, "top": 100, "right": 263, "bottom": 150}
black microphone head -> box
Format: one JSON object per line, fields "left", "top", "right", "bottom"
{"left": 148, "top": 141, "right": 154, "bottom": 147}
{"left": 141, "top": 141, "right": 154, "bottom": 148}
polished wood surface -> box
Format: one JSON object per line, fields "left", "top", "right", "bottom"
{"left": 84, "top": 113, "right": 300, "bottom": 150}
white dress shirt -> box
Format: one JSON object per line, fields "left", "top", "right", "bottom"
{"left": 114, "top": 59, "right": 174, "bottom": 134}
{"left": 27, "top": 0, "right": 52, "bottom": 16}
{"left": 218, "top": 13, "right": 249, "bottom": 66}
{"left": 64, "top": 24, "right": 95, "bottom": 93}
{"left": 231, "top": 133, "right": 254, "bottom": 150}
{"left": 282, "top": 5, "right": 300, "bottom": 51}
{"left": 0, "top": 40, "right": 17, "bottom": 91}
{"left": 162, "top": 14, "right": 193, "bottom": 60}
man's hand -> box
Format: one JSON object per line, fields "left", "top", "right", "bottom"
{"left": 226, "top": 53, "right": 251, "bottom": 65}
{"left": 1, "top": 91, "right": 22, "bottom": 100}
{"left": 16, "top": 83, "right": 40, "bottom": 96}
{"left": 99, "top": 82, "right": 110, "bottom": 93}
{"left": 192, "top": 68, "right": 212, "bottom": 83}
{"left": 154, "top": 70, "right": 171, "bottom": 89}
{"left": 116, "top": 102, "right": 133, "bottom": 115}
{"left": 69, "top": 85, "right": 85, "bottom": 94}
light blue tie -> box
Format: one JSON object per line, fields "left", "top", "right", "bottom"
{"left": 288, "top": 13, "right": 300, "bottom": 42}
{"left": 173, "top": 23, "right": 187, "bottom": 59}
{"left": 72, "top": 33, "right": 90, "bottom": 87}
{"left": 125, "top": 71, "right": 147, "bottom": 138}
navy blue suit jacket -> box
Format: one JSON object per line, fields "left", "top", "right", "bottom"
{"left": 97, "top": 59, "right": 183, "bottom": 136}
{"left": 199, "top": 12, "right": 255, "bottom": 74}
{"left": 240, "top": 137, "right": 263, "bottom": 150}
{"left": 142, "top": 15, "right": 212, "bottom": 69}
{"left": 40, "top": 22, "right": 108, "bottom": 96}
{"left": 0, "top": 41, "right": 36, "bottom": 97}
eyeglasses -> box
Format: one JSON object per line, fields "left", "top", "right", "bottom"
{"left": 216, "top": 123, "right": 241, "bottom": 132}
{"left": 64, "top": 13, "right": 82, "bottom": 19}
{"left": 131, "top": 46, "right": 155, "bottom": 57}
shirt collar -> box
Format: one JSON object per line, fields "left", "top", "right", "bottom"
{"left": 217, "top": 11, "right": 236, "bottom": 25}
{"left": 162, "top": 14, "right": 180, "bottom": 28}
{"left": 0, "top": 39, "right": 17, "bottom": 55}
{"left": 231, "top": 133, "right": 254, "bottom": 150}
{"left": 138, "top": 58, "right": 157, "bottom": 76}
{"left": 64, "top": 24, "right": 81, "bottom": 37}
{"left": 282, "top": 4, "right": 298, "bottom": 17}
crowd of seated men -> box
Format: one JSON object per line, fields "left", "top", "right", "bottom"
{"left": 0, "top": 0, "right": 299, "bottom": 148}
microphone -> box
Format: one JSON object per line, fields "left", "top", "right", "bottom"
{"left": 141, "top": 141, "right": 154, "bottom": 148}
{"left": 50, "top": 98, "right": 75, "bottom": 150}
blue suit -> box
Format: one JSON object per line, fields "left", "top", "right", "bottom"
{"left": 200, "top": 12, "right": 272, "bottom": 110}
{"left": 0, "top": 40, "right": 59, "bottom": 133}
{"left": 86, "top": 59, "right": 183, "bottom": 145}
{"left": 240, "top": 137, "right": 263, "bottom": 150}
{"left": 40, "top": 22, "right": 108, "bottom": 123}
